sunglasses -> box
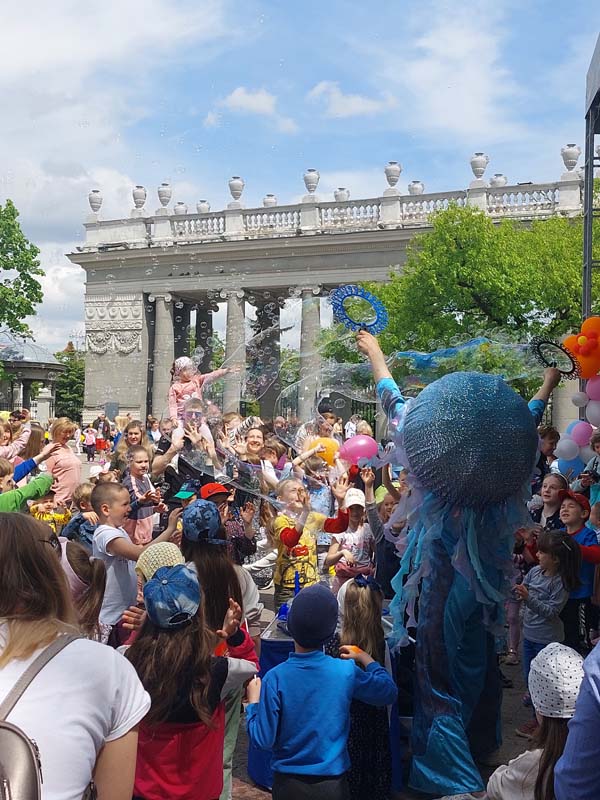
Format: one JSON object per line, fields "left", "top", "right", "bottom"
{"left": 41, "top": 534, "right": 61, "bottom": 554}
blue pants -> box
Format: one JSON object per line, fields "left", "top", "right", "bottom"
{"left": 522, "top": 639, "right": 547, "bottom": 690}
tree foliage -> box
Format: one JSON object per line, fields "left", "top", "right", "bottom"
{"left": 54, "top": 343, "right": 85, "bottom": 422}
{"left": 0, "top": 199, "right": 44, "bottom": 335}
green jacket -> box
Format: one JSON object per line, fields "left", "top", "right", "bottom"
{"left": 0, "top": 474, "right": 54, "bottom": 512}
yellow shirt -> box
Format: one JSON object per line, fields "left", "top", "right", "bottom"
{"left": 272, "top": 511, "right": 327, "bottom": 591}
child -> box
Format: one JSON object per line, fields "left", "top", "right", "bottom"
{"left": 557, "top": 489, "right": 600, "bottom": 651}
{"left": 0, "top": 471, "right": 54, "bottom": 512}
{"left": 486, "top": 642, "right": 584, "bottom": 800}
{"left": 83, "top": 424, "right": 97, "bottom": 462}
{"left": 62, "top": 482, "right": 98, "bottom": 552}
{"left": 513, "top": 531, "right": 581, "bottom": 738}
{"left": 272, "top": 477, "right": 349, "bottom": 606}
{"left": 59, "top": 537, "right": 108, "bottom": 641}
{"left": 90, "top": 482, "right": 180, "bottom": 645}
{"left": 328, "top": 577, "right": 393, "bottom": 800}
{"left": 29, "top": 490, "right": 71, "bottom": 534}
{"left": 122, "top": 445, "right": 165, "bottom": 545}
{"left": 571, "top": 429, "right": 600, "bottom": 501}
{"left": 531, "top": 473, "right": 569, "bottom": 531}
{"left": 362, "top": 467, "right": 404, "bottom": 600}
{"left": 325, "top": 488, "right": 375, "bottom": 595}
{"left": 126, "top": 564, "right": 258, "bottom": 800}
{"left": 246, "top": 583, "right": 398, "bottom": 800}
{"left": 168, "top": 356, "right": 230, "bottom": 427}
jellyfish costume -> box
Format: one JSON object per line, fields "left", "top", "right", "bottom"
{"left": 377, "top": 371, "right": 543, "bottom": 796}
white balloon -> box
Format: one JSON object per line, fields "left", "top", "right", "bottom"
{"left": 554, "top": 437, "right": 580, "bottom": 461}
{"left": 580, "top": 445, "right": 595, "bottom": 464}
{"left": 586, "top": 400, "right": 600, "bottom": 427}
{"left": 572, "top": 391, "right": 590, "bottom": 408}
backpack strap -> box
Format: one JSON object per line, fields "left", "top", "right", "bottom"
{"left": 0, "top": 634, "right": 80, "bottom": 721}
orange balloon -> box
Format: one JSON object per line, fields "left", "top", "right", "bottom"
{"left": 582, "top": 316, "right": 600, "bottom": 335}
{"left": 309, "top": 437, "right": 340, "bottom": 466}
{"left": 564, "top": 334, "right": 600, "bottom": 378}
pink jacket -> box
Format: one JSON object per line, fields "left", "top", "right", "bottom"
{"left": 0, "top": 423, "right": 31, "bottom": 462}
{"left": 45, "top": 444, "right": 81, "bottom": 506}
{"left": 168, "top": 368, "right": 228, "bottom": 421}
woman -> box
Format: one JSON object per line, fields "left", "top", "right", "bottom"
{"left": 110, "top": 420, "right": 153, "bottom": 474}
{"left": 45, "top": 417, "right": 82, "bottom": 506}
{"left": 0, "top": 513, "right": 150, "bottom": 800}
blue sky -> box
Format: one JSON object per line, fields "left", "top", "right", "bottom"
{"left": 0, "top": 0, "right": 598, "bottom": 350}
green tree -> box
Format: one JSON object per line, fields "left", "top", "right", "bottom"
{"left": 54, "top": 342, "right": 85, "bottom": 421}
{"left": 0, "top": 199, "right": 44, "bottom": 335}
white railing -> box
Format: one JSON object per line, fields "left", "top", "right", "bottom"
{"left": 401, "top": 190, "right": 467, "bottom": 223}
{"left": 318, "top": 200, "right": 381, "bottom": 228}
{"left": 171, "top": 212, "right": 226, "bottom": 240}
{"left": 487, "top": 183, "right": 560, "bottom": 216}
{"left": 243, "top": 206, "right": 300, "bottom": 234}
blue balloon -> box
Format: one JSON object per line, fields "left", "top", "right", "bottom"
{"left": 566, "top": 421, "right": 580, "bottom": 435}
{"left": 557, "top": 456, "right": 585, "bottom": 478}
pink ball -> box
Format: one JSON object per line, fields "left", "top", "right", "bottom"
{"left": 338, "top": 434, "right": 379, "bottom": 465}
{"left": 586, "top": 376, "right": 600, "bottom": 401}
{"left": 571, "top": 421, "right": 594, "bottom": 447}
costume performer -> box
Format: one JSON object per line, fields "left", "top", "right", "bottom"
{"left": 357, "top": 330, "right": 560, "bottom": 796}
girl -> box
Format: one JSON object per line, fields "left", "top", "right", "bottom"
{"left": 486, "top": 642, "right": 584, "bottom": 800}
{"left": 326, "top": 487, "right": 375, "bottom": 595}
{"left": 513, "top": 531, "right": 581, "bottom": 738}
{"left": 531, "top": 473, "right": 569, "bottom": 531}
{"left": 326, "top": 576, "right": 393, "bottom": 800}
{"left": 110, "top": 420, "right": 154, "bottom": 474}
{"left": 126, "top": 564, "right": 258, "bottom": 800}
{"left": 0, "top": 415, "right": 31, "bottom": 461}
{"left": 44, "top": 417, "right": 82, "bottom": 506}
{"left": 168, "top": 356, "right": 230, "bottom": 426}
{"left": 83, "top": 424, "right": 97, "bottom": 462}
{"left": 122, "top": 445, "right": 165, "bottom": 545}
{"left": 0, "top": 513, "right": 150, "bottom": 800}
{"left": 362, "top": 467, "right": 404, "bottom": 600}
{"left": 59, "top": 538, "right": 108, "bottom": 641}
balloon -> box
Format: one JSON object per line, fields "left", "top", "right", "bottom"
{"left": 310, "top": 436, "right": 339, "bottom": 466}
{"left": 564, "top": 329, "right": 600, "bottom": 379}
{"left": 571, "top": 421, "right": 593, "bottom": 447}
{"left": 557, "top": 456, "right": 586, "bottom": 478}
{"left": 580, "top": 445, "right": 595, "bottom": 463}
{"left": 572, "top": 391, "right": 590, "bottom": 408}
{"left": 338, "top": 434, "right": 379, "bottom": 465}
{"left": 586, "top": 377, "right": 600, "bottom": 401}
{"left": 582, "top": 316, "right": 600, "bottom": 335}
{"left": 587, "top": 400, "right": 600, "bottom": 427}
{"left": 565, "top": 421, "right": 580, "bottom": 434}
{"left": 554, "top": 437, "right": 580, "bottom": 461}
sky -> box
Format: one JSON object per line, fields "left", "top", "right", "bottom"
{"left": 1, "top": 0, "right": 599, "bottom": 353}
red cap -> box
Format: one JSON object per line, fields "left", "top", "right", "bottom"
{"left": 200, "top": 482, "right": 230, "bottom": 500}
{"left": 559, "top": 489, "right": 591, "bottom": 514}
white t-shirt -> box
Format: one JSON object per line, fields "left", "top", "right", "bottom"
{"left": 0, "top": 632, "right": 150, "bottom": 800}
{"left": 333, "top": 523, "right": 374, "bottom": 568}
{"left": 93, "top": 525, "right": 137, "bottom": 625}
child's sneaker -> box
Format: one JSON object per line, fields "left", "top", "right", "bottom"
{"left": 515, "top": 718, "right": 538, "bottom": 739}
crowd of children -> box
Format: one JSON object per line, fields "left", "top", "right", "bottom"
{"left": 1, "top": 347, "right": 600, "bottom": 800}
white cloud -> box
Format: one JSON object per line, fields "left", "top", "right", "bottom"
{"left": 216, "top": 86, "right": 298, "bottom": 133}
{"left": 307, "top": 81, "right": 396, "bottom": 118}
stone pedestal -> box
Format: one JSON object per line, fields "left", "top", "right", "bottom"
{"left": 298, "top": 288, "right": 321, "bottom": 421}
{"left": 150, "top": 294, "right": 174, "bottom": 418}
{"left": 222, "top": 290, "right": 246, "bottom": 412}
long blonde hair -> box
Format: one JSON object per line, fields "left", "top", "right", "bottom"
{"left": 0, "top": 514, "right": 77, "bottom": 666}
{"left": 340, "top": 579, "right": 385, "bottom": 663}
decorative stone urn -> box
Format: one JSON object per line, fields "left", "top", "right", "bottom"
{"left": 561, "top": 144, "right": 581, "bottom": 171}
{"left": 174, "top": 202, "right": 188, "bottom": 215}
{"left": 334, "top": 187, "right": 350, "bottom": 202}
{"left": 303, "top": 169, "right": 320, "bottom": 194}
{"left": 196, "top": 200, "right": 211, "bottom": 213}
{"left": 263, "top": 194, "right": 277, "bottom": 207}
{"left": 489, "top": 173, "right": 507, "bottom": 188}
{"left": 408, "top": 180, "right": 424, "bottom": 195}
{"left": 132, "top": 185, "right": 146, "bottom": 209}
{"left": 384, "top": 161, "right": 402, "bottom": 187}
{"left": 158, "top": 182, "right": 172, "bottom": 207}
{"left": 88, "top": 189, "right": 102, "bottom": 213}
{"left": 228, "top": 176, "right": 245, "bottom": 200}
{"left": 470, "top": 153, "right": 489, "bottom": 179}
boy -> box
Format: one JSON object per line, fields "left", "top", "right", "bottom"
{"left": 29, "top": 490, "right": 71, "bottom": 534}
{"left": 62, "top": 482, "right": 98, "bottom": 551}
{"left": 558, "top": 489, "right": 600, "bottom": 651}
{"left": 91, "top": 482, "right": 180, "bottom": 645}
{"left": 246, "top": 583, "right": 397, "bottom": 799}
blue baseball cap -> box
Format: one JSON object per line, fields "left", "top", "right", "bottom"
{"left": 143, "top": 564, "right": 200, "bottom": 629}
{"left": 182, "top": 498, "right": 224, "bottom": 544}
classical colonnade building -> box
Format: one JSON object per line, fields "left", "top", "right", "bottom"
{"left": 67, "top": 148, "right": 584, "bottom": 422}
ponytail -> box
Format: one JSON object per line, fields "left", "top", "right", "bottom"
{"left": 65, "top": 541, "right": 107, "bottom": 639}
{"left": 537, "top": 531, "right": 582, "bottom": 594}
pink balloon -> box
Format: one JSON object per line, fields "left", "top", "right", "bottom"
{"left": 338, "top": 434, "right": 379, "bottom": 465}
{"left": 571, "top": 421, "right": 593, "bottom": 447}
{"left": 586, "top": 376, "right": 600, "bottom": 401}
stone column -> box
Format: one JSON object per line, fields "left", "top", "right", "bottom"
{"left": 149, "top": 293, "right": 174, "bottom": 418}
{"left": 21, "top": 379, "right": 33, "bottom": 412}
{"left": 221, "top": 290, "right": 246, "bottom": 413}
{"left": 298, "top": 288, "right": 322, "bottom": 421}
{"left": 253, "top": 298, "right": 281, "bottom": 419}
{"left": 173, "top": 300, "right": 191, "bottom": 358}
{"left": 195, "top": 299, "right": 215, "bottom": 373}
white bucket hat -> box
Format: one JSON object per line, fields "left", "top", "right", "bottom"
{"left": 344, "top": 488, "right": 366, "bottom": 509}
{"left": 528, "top": 642, "right": 584, "bottom": 718}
